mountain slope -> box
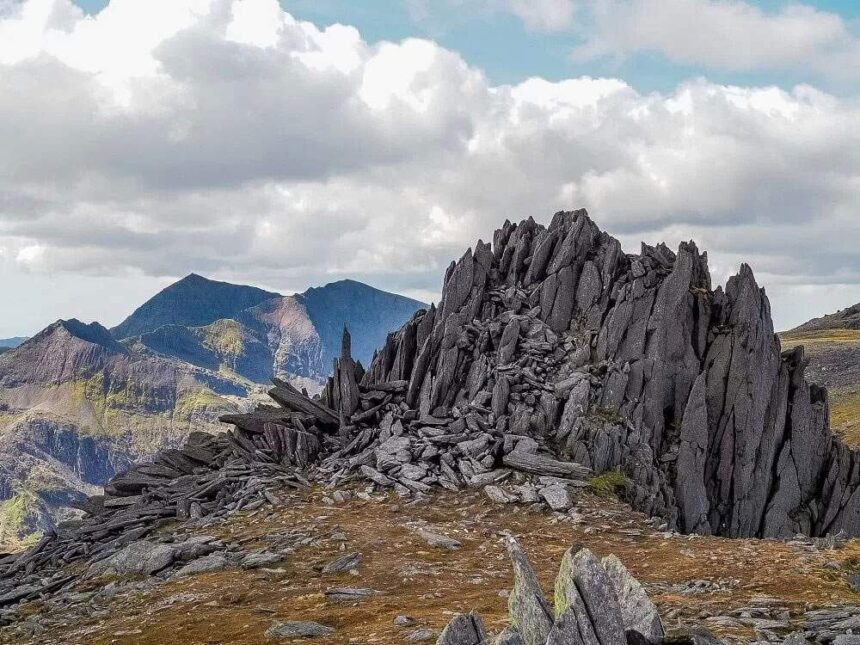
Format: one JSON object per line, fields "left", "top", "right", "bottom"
{"left": 115, "top": 276, "right": 426, "bottom": 389}
{"left": 0, "top": 319, "right": 257, "bottom": 546}
{"left": 111, "top": 274, "right": 280, "bottom": 340}
{"left": 299, "top": 279, "right": 427, "bottom": 369}
{"left": 0, "top": 337, "right": 27, "bottom": 349}
{"left": 0, "top": 278, "right": 424, "bottom": 546}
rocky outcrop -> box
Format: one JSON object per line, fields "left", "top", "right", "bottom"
{"left": 324, "top": 209, "right": 860, "bottom": 539}
{"left": 437, "top": 536, "right": 663, "bottom": 645}
{"left": 4, "top": 208, "right": 860, "bottom": 620}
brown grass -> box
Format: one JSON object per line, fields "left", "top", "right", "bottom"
{"left": 779, "top": 328, "right": 860, "bottom": 346}
{"left": 21, "top": 487, "right": 860, "bottom": 645}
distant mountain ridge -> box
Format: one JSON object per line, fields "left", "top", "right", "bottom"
{"left": 0, "top": 337, "right": 27, "bottom": 350}
{"left": 789, "top": 302, "right": 860, "bottom": 334}
{"left": 0, "top": 275, "right": 425, "bottom": 546}
{"left": 111, "top": 273, "right": 280, "bottom": 340}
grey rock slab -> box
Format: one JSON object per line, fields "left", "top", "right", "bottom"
{"left": 556, "top": 547, "right": 626, "bottom": 645}
{"left": 406, "top": 627, "right": 436, "bottom": 642}
{"left": 539, "top": 484, "right": 574, "bottom": 512}
{"left": 505, "top": 536, "right": 553, "bottom": 645}
{"left": 545, "top": 607, "right": 585, "bottom": 645}
{"left": 484, "top": 485, "right": 518, "bottom": 504}
{"left": 88, "top": 541, "right": 176, "bottom": 577}
{"left": 601, "top": 554, "right": 663, "bottom": 643}
{"left": 266, "top": 621, "right": 335, "bottom": 638}
{"left": 833, "top": 637, "right": 860, "bottom": 645}
{"left": 240, "top": 551, "right": 283, "bottom": 569}
{"left": 436, "top": 612, "right": 487, "bottom": 644}
{"left": 173, "top": 553, "right": 230, "bottom": 578}
{"left": 416, "top": 529, "right": 460, "bottom": 550}
{"left": 493, "top": 626, "right": 525, "bottom": 645}
{"left": 322, "top": 552, "right": 363, "bottom": 574}
{"left": 323, "top": 587, "right": 377, "bottom": 602}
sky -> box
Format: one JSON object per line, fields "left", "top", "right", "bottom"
{"left": 1, "top": 0, "right": 860, "bottom": 336}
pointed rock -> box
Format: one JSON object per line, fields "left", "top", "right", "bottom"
{"left": 505, "top": 537, "right": 553, "bottom": 645}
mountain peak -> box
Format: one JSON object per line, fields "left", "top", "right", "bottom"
{"left": 111, "top": 275, "right": 281, "bottom": 340}
{"left": 297, "top": 279, "right": 427, "bottom": 368}
{"left": 26, "top": 319, "right": 126, "bottom": 354}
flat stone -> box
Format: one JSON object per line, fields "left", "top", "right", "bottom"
{"left": 174, "top": 553, "right": 229, "bottom": 578}
{"left": 324, "top": 587, "right": 377, "bottom": 602}
{"left": 322, "top": 552, "right": 363, "bottom": 574}
{"left": 484, "top": 485, "right": 517, "bottom": 504}
{"left": 405, "top": 627, "right": 436, "bottom": 642}
{"left": 241, "top": 551, "right": 283, "bottom": 569}
{"left": 539, "top": 483, "right": 574, "bottom": 512}
{"left": 266, "top": 621, "right": 335, "bottom": 638}
{"left": 88, "top": 541, "right": 176, "bottom": 577}
{"left": 416, "top": 528, "right": 460, "bottom": 550}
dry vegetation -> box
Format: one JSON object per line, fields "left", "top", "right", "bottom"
{"left": 15, "top": 486, "right": 860, "bottom": 645}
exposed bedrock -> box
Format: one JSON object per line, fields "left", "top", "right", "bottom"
{"left": 354, "top": 209, "right": 859, "bottom": 538}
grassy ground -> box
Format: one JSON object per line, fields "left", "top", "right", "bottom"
{"left": 20, "top": 487, "right": 860, "bottom": 645}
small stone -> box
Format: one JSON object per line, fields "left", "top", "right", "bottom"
{"left": 323, "top": 587, "right": 377, "bottom": 602}
{"left": 174, "top": 553, "right": 229, "bottom": 578}
{"left": 266, "top": 621, "right": 335, "bottom": 639}
{"left": 394, "top": 615, "right": 415, "bottom": 627}
{"left": 405, "top": 627, "right": 435, "bottom": 642}
{"left": 484, "top": 485, "right": 517, "bottom": 504}
{"left": 322, "top": 552, "right": 363, "bottom": 574}
{"left": 416, "top": 528, "right": 460, "bottom": 550}
{"left": 539, "top": 483, "right": 573, "bottom": 512}
{"left": 241, "top": 551, "right": 283, "bottom": 569}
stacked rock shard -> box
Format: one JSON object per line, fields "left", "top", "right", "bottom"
{"left": 316, "top": 209, "right": 860, "bottom": 539}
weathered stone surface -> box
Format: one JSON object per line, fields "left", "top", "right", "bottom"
{"left": 556, "top": 547, "right": 626, "bottom": 645}
{"left": 545, "top": 608, "right": 585, "bottom": 645}
{"left": 323, "top": 587, "right": 377, "bottom": 603}
{"left": 417, "top": 528, "right": 461, "bottom": 550}
{"left": 88, "top": 540, "right": 175, "bottom": 577}
{"left": 436, "top": 612, "right": 487, "bottom": 645}
{"left": 506, "top": 537, "right": 553, "bottom": 645}
{"left": 322, "top": 552, "right": 362, "bottom": 574}
{"left": 266, "top": 621, "right": 335, "bottom": 638}
{"left": 601, "top": 554, "right": 663, "bottom": 643}
{"left": 539, "top": 484, "right": 574, "bottom": 512}
{"left": 174, "top": 553, "right": 230, "bottom": 578}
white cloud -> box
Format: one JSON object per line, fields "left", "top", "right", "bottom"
{"left": 0, "top": 0, "right": 859, "bottom": 330}
{"left": 506, "top": 0, "right": 575, "bottom": 32}
{"left": 572, "top": 0, "right": 860, "bottom": 81}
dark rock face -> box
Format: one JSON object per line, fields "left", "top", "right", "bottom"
{"left": 111, "top": 273, "right": 279, "bottom": 340}
{"left": 354, "top": 210, "right": 859, "bottom": 538}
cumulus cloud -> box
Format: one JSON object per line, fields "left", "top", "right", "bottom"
{"left": 0, "top": 0, "right": 859, "bottom": 328}
{"left": 572, "top": 0, "right": 860, "bottom": 81}
{"left": 505, "top": 0, "right": 576, "bottom": 32}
